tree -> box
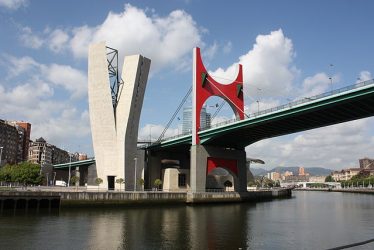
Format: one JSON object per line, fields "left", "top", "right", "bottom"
{"left": 137, "top": 178, "right": 145, "bottom": 191}
{"left": 116, "top": 178, "right": 124, "bottom": 191}
{"left": 325, "top": 175, "right": 334, "bottom": 182}
{"left": 95, "top": 177, "right": 103, "bottom": 191}
{"left": 0, "top": 162, "right": 42, "bottom": 186}
{"left": 154, "top": 179, "right": 162, "bottom": 190}
{"left": 70, "top": 176, "right": 80, "bottom": 191}
{"left": 0, "top": 164, "right": 13, "bottom": 183}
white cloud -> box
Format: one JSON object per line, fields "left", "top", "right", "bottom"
{"left": 48, "top": 29, "right": 69, "bottom": 53}
{"left": 138, "top": 124, "right": 179, "bottom": 141}
{"left": 68, "top": 4, "right": 202, "bottom": 71}
{"left": 357, "top": 70, "right": 372, "bottom": 82}
{"left": 4, "top": 55, "right": 87, "bottom": 99}
{"left": 31, "top": 108, "right": 91, "bottom": 147}
{"left": 245, "top": 98, "right": 281, "bottom": 115}
{"left": 19, "top": 26, "right": 44, "bottom": 49}
{"left": 210, "top": 29, "right": 298, "bottom": 98}
{"left": 203, "top": 41, "right": 218, "bottom": 60}
{"left": 0, "top": 0, "right": 27, "bottom": 10}
{"left": 246, "top": 118, "right": 374, "bottom": 170}
{"left": 41, "top": 64, "right": 87, "bottom": 99}
{"left": 223, "top": 41, "right": 232, "bottom": 54}
{"left": 4, "top": 54, "right": 39, "bottom": 78}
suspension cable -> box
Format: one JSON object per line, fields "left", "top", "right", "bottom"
{"left": 157, "top": 86, "right": 192, "bottom": 142}
{"left": 211, "top": 100, "right": 226, "bottom": 120}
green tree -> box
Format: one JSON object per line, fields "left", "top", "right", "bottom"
{"left": 154, "top": 179, "right": 163, "bottom": 190}
{"left": 116, "top": 178, "right": 124, "bottom": 191}
{"left": 95, "top": 177, "right": 103, "bottom": 191}
{"left": 325, "top": 175, "right": 334, "bottom": 182}
{"left": 137, "top": 178, "right": 145, "bottom": 191}
{"left": 70, "top": 176, "right": 80, "bottom": 191}
{"left": 0, "top": 164, "right": 14, "bottom": 183}
{"left": 14, "top": 162, "right": 42, "bottom": 185}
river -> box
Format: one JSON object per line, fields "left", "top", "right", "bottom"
{"left": 0, "top": 191, "right": 373, "bottom": 249}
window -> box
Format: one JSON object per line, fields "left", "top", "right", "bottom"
{"left": 178, "top": 174, "right": 186, "bottom": 187}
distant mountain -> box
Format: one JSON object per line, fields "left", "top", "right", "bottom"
{"left": 250, "top": 166, "right": 334, "bottom": 176}
{"left": 250, "top": 168, "right": 268, "bottom": 176}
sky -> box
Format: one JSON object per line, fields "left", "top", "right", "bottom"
{"left": 0, "top": 0, "right": 374, "bottom": 170}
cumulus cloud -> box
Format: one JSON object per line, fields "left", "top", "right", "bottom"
{"left": 247, "top": 118, "right": 374, "bottom": 170}
{"left": 0, "top": 55, "right": 90, "bottom": 152}
{"left": 210, "top": 29, "right": 298, "bottom": 98}
{"left": 0, "top": 0, "right": 27, "bottom": 10}
{"left": 3, "top": 55, "right": 87, "bottom": 99}
{"left": 138, "top": 124, "right": 179, "bottom": 141}
{"left": 41, "top": 64, "right": 87, "bottom": 99}
{"left": 18, "top": 4, "right": 204, "bottom": 72}
{"left": 68, "top": 4, "right": 202, "bottom": 71}
{"left": 48, "top": 29, "right": 69, "bottom": 53}
{"left": 19, "top": 26, "right": 44, "bottom": 49}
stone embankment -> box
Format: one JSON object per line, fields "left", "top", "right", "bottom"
{"left": 0, "top": 188, "right": 292, "bottom": 209}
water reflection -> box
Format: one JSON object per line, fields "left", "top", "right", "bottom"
{"left": 0, "top": 192, "right": 374, "bottom": 250}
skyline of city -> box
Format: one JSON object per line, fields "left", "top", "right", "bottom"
{"left": 1, "top": 1, "right": 374, "bottom": 170}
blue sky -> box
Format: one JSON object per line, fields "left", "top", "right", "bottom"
{"left": 1, "top": 0, "right": 374, "bottom": 170}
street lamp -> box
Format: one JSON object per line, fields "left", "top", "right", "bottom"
{"left": 329, "top": 64, "right": 334, "bottom": 91}
{"left": 256, "top": 100, "right": 260, "bottom": 113}
{"left": 134, "top": 157, "right": 138, "bottom": 191}
{"left": 68, "top": 152, "right": 72, "bottom": 187}
{"left": 0, "top": 146, "right": 3, "bottom": 167}
{"left": 53, "top": 172, "right": 56, "bottom": 186}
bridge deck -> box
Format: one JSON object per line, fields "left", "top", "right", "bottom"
{"left": 150, "top": 80, "right": 374, "bottom": 150}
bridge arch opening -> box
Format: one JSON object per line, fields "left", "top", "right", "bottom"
{"left": 206, "top": 157, "right": 238, "bottom": 191}
{"left": 200, "top": 96, "right": 237, "bottom": 131}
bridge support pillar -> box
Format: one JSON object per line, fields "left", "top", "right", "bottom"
{"left": 190, "top": 145, "right": 247, "bottom": 193}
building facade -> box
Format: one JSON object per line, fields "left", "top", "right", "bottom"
{"left": 28, "top": 137, "right": 52, "bottom": 165}
{"left": 182, "top": 106, "right": 211, "bottom": 134}
{"left": 0, "top": 120, "right": 31, "bottom": 165}
{"left": 0, "top": 120, "right": 19, "bottom": 165}
{"left": 28, "top": 137, "right": 76, "bottom": 166}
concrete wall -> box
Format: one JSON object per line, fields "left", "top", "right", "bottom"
{"left": 88, "top": 42, "right": 150, "bottom": 191}
{"left": 162, "top": 168, "right": 190, "bottom": 191}
{"left": 190, "top": 145, "right": 247, "bottom": 193}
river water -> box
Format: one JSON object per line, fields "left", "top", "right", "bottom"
{"left": 0, "top": 191, "right": 373, "bottom": 250}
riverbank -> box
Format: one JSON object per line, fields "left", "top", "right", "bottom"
{"left": 295, "top": 188, "right": 374, "bottom": 194}
{"left": 0, "top": 188, "right": 292, "bottom": 208}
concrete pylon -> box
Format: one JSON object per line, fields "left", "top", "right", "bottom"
{"left": 88, "top": 42, "right": 151, "bottom": 190}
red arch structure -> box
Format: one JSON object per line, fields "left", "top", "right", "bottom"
{"left": 192, "top": 47, "right": 245, "bottom": 145}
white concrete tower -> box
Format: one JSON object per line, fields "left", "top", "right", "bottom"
{"left": 88, "top": 42, "right": 151, "bottom": 190}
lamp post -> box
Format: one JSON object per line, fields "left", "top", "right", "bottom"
{"left": 0, "top": 146, "right": 3, "bottom": 167}
{"left": 134, "top": 157, "right": 138, "bottom": 191}
{"left": 256, "top": 100, "right": 260, "bottom": 113}
{"left": 53, "top": 172, "right": 56, "bottom": 186}
{"left": 68, "top": 153, "right": 72, "bottom": 187}
{"left": 329, "top": 64, "right": 334, "bottom": 92}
